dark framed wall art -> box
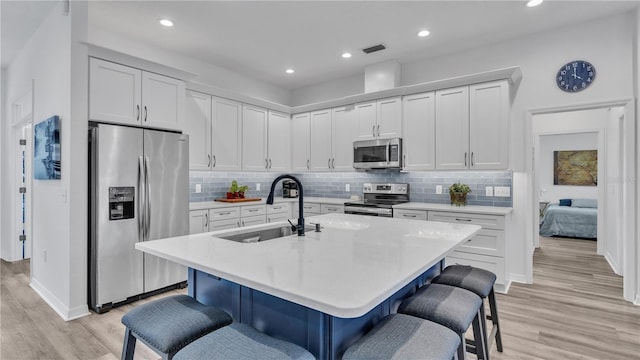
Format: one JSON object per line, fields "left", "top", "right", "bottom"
{"left": 34, "top": 115, "right": 61, "bottom": 180}
{"left": 553, "top": 150, "right": 597, "bottom": 186}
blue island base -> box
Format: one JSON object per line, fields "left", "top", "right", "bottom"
{"left": 188, "top": 263, "right": 441, "bottom": 360}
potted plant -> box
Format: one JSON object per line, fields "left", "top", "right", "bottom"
{"left": 449, "top": 183, "right": 471, "bottom": 206}
{"left": 238, "top": 185, "right": 249, "bottom": 198}
{"left": 227, "top": 180, "right": 240, "bottom": 199}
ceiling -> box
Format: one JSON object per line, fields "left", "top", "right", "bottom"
{"left": 3, "top": 1, "right": 639, "bottom": 91}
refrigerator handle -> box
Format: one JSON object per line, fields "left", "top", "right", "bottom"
{"left": 138, "top": 156, "right": 145, "bottom": 242}
{"left": 144, "top": 156, "right": 151, "bottom": 241}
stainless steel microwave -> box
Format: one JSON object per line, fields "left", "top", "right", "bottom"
{"left": 353, "top": 138, "right": 403, "bottom": 170}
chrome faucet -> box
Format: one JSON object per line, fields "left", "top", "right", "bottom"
{"left": 266, "top": 174, "right": 305, "bottom": 236}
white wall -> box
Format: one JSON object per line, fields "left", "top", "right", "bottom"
{"left": 290, "top": 11, "right": 636, "bottom": 287}
{"left": 2, "top": 2, "right": 89, "bottom": 320}
{"left": 291, "top": 73, "right": 364, "bottom": 106}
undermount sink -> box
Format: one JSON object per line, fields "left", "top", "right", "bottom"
{"left": 216, "top": 225, "right": 316, "bottom": 243}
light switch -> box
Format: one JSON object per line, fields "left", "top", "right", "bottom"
{"left": 485, "top": 186, "right": 493, "bottom": 197}
{"left": 345, "top": 184, "right": 351, "bottom": 192}
{"left": 256, "top": 183, "right": 261, "bottom": 191}
{"left": 195, "top": 184, "right": 202, "bottom": 193}
{"left": 436, "top": 185, "right": 443, "bottom": 194}
{"left": 494, "top": 186, "right": 511, "bottom": 197}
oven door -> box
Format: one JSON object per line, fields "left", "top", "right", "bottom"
{"left": 344, "top": 205, "right": 393, "bottom": 217}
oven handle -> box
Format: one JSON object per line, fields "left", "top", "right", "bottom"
{"left": 344, "top": 206, "right": 393, "bottom": 216}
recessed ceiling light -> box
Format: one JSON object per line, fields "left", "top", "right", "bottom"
{"left": 285, "top": 69, "right": 295, "bottom": 74}
{"left": 417, "top": 30, "right": 430, "bottom": 37}
{"left": 159, "top": 19, "right": 174, "bottom": 27}
{"left": 526, "top": 0, "right": 543, "bottom": 7}
{"left": 341, "top": 52, "right": 352, "bottom": 59}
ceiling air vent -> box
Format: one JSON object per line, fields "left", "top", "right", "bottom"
{"left": 362, "top": 44, "right": 386, "bottom": 54}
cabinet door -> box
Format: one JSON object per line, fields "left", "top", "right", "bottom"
{"left": 402, "top": 92, "right": 435, "bottom": 171}
{"left": 241, "top": 215, "right": 267, "bottom": 227}
{"left": 291, "top": 113, "right": 311, "bottom": 172}
{"left": 267, "top": 213, "right": 289, "bottom": 223}
{"left": 354, "top": 101, "right": 377, "bottom": 141}
{"left": 376, "top": 97, "right": 402, "bottom": 139}
{"left": 309, "top": 110, "right": 333, "bottom": 171}
{"left": 212, "top": 97, "right": 242, "bottom": 171}
{"left": 211, "top": 218, "right": 241, "bottom": 231}
{"left": 435, "top": 86, "right": 469, "bottom": 170}
{"left": 185, "top": 91, "right": 212, "bottom": 170}
{"left": 267, "top": 111, "right": 290, "bottom": 172}
{"left": 320, "top": 204, "right": 344, "bottom": 214}
{"left": 331, "top": 107, "right": 355, "bottom": 171}
{"left": 141, "top": 71, "right": 185, "bottom": 131}
{"left": 469, "top": 81, "right": 509, "bottom": 170}
{"left": 89, "top": 58, "right": 141, "bottom": 126}
{"left": 242, "top": 105, "right": 268, "bottom": 171}
{"left": 189, "top": 210, "right": 209, "bottom": 234}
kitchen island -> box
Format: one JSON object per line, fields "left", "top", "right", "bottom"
{"left": 136, "top": 213, "right": 480, "bottom": 359}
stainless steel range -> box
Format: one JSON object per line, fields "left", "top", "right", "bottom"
{"left": 344, "top": 183, "right": 409, "bottom": 217}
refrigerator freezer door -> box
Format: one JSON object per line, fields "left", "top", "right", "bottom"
{"left": 92, "top": 124, "right": 144, "bottom": 307}
{"left": 143, "top": 129, "right": 189, "bottom": 292}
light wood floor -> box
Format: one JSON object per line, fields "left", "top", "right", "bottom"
{"left": 1, "top": 236, "right": 639, "bottom": 359}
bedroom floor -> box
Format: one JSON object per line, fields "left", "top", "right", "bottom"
{"left": 2, "top": 236, "right": 639, "bottom": 360}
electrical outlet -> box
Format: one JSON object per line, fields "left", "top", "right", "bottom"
{"left": 195, "top": 184, "right": 202, "bottom": 193}
{"left": 256, "top": 183, "right": 261, "bottom": 191}
{"left": 485, "top": 186, "right": 493, "bottom": 197}
{"left": 436, "top": 185, "right": 443, "bottom": 194}
{"left": 345, "top": 184, "right": 350, "bottom": 192}
{"left": 494, "top": 186, "right": 511, "bottom": 197}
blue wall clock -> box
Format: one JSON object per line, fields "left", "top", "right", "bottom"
{"left": 556, "top": 60, "right": 596, "bottom": 93}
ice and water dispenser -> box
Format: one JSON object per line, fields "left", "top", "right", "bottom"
{"left": 109, "top": 187, "right": 135, "bottom": 220}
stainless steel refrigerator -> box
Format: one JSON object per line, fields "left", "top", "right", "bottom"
{"left": 89, "top": 122, "right": 189, "bottom": 313}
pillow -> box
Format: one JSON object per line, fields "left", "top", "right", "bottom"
{"left": 559, "top": 199, "right": 572, "bottom": 206}
{"left": 571, "top": 198, "right": 597, "bottom": 208}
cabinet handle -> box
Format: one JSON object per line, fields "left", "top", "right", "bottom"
{"left": 464, "top": 152, "right": 468, "bottom": 167}
{"left": 307, "top": 159, "right": 310, "bottom": 169}
{"left": 207, "top": 155, "right": 211, "bottom": 168}
{"left": 237, "top": 221, "right": 241, "bottom": 227}
{"left": 403, "top": 154, "right": 407, "bottom": 169}
{"left": 205, "top": 213, "right": 209, "bottom": 226}
{"left": 212, "top": 155, "right": 216, "bottom": 168}
{"left": 471, "top": 152, "right": 475, "bottom": 167}
{"left": 265, "top": 158, "right": 268, "bottom": 169}
{"left": 144, "top": 106, "right": 148, "bottom": 122}
{"left": 377, "top": 124, "right": 380, "bottom": 137}
{"left": 136, "top": 105, "right": 140, "bottom": 121}
{"left": 455, "top": 218, "right": 472, "bottom": 222}
{"left": 242, "top": 220, "right": 245, "bottom": 226}
{"left": 269, "top": 158, "right": 272, "bottom": 169}
{"left": 372, "top": 125, "right": 376, "bottom": 137}
{"left": 220, "top": 211, "right": 231, "bottom": 215}
{"left": 404, "top": 214, "right": 417, "bottom": 218}
{"left": 248, "top": 209, "right": 258, "bottom": 212}
{"left": 332, "top": 158, "right": 335, "bottom": 169}
{"left": 328, "top": 158, "right": 331, "bottom": 169}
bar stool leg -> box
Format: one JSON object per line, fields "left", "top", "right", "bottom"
{"left": 121, "top": 328, "right": 136, "bottom": 360}
{"left": 488, "top": 288, "right": 503, "bottom": 352}
{"left": 471, "top": 309, "right": 488, "bottom": 360}
{"left": 457, "top": 333, "right": 467, "bottom": 360}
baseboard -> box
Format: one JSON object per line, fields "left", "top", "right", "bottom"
{"left": 634, "top": 295, "right": 640, "bottom": 306}
{"left": 603, "top": 251, "right": 622, "bottom": 276}
{"left": 30, "top": 278, "right": 90, "bottom": 321}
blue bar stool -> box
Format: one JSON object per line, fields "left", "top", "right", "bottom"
{"left": 433, "top": 265, "right": 503, "bottom": 353}
{"left": 343, "top": 313, "right": 460, "bottom": 360}
{"left": 121, "top": 295, "right": 233, "bottom": 360}
{"left": 398, "top": 284, "right": 488, "bottom": 360}
{"left": 173, "top": 322, "right": 315, "bottom": 360}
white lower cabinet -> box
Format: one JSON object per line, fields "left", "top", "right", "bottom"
{"left": 267, "top": 203, "right": 291, "bottom": 223}
{"left": 320, "top": 204, "right": 344, "bottom": 214}
{"left": 293, "top": 202, "right": 321, "bottom": 218}
{"left": 393, "top": 209, "right": 428, "bottom": 221}
{"left": 208, "top": 205, "right": 267, "bottom": 230}
{"left": 189, "top": 210, "right": 209, "bottom": 234}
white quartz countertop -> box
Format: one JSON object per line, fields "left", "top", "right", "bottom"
{"left": 393, "top": 202, "right": 513, "bottom": 215}
{"left": 189, "top": 197, "right": 349, "bottom": 211}
{"left": 136, "top": 213, "right": 480, "bottom": 318}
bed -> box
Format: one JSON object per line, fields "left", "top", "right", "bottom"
{"left": 539, "top": 198, "right": 597, "bottom": 239}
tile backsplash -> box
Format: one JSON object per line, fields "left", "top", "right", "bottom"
{"left": 190, "top": 170, "right": 513, "bottom": 207}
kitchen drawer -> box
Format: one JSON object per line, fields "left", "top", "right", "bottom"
{"left": 209, "top": 207, "right": 240, "bottom": 221}
{"left": 445, "top": 251, "right": 505, "bottom": 286}
{"left": 241, "top": 214, "right": 267, "bottom": 227}
{"left": 393, "top": 209, "right": 428, "bottom": 221}
{"left": 267, "top": 203, "right": 290, "bottom": 215}
{"left": 428, "top": 211, "right": 505, "bottom": 230}
{"left": 210, "top": 218, "right": 240, "bottom": 231}
{"left": 455, "top": 229, "right": 505, "bottom": 257}
{"left": 267, "top": 213, "right": 289, "bottom": 223}
{"left": 241, "top": 204, "right": 266, "bottom": 217}
{"left": 293, "top": 202, "right": 321, "bottom": 218}
{"left": 321, "top": 204, "right": 344, "bottom": 214}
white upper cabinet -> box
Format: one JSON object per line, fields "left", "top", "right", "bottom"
{"left": 402, "top": 92, "right": 436, "bottom": 171}
{"left": 309, "top": 109, "right": 333, "bottom": 171}
{"left": 331, "top": 106, "right": 356, "bottom": 171}
{"left": 89, "top": 58, "right": 185, "bottom": 131}
{"left": 435, "top": 86, "right": 470, "bottom": 170}
{"left": 242, "top": 104, "right": 269, "bottom": 171}
{"left": 185, "top": 91, "right": 212, "bottom": 170}
{"left": 354, "top": 97, "right": 402, "bottom": 140}
{"left": 212, "top": 97, "right": 242, "bottom": 171}
{"left": 267, "top": 110, "right": 290, "bottom": 172}
{"left": 291, "top": 113, "right": 311, "bottom": 172}
{"left": 435, "top": 80, "right": 509, "bottom": 170}
{"left": 469, "top": 81, "right": 509, "bottom": 170}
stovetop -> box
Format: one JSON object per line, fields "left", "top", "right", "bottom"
{"left": 344, "top": 183, "right": 410, "bottom": 208}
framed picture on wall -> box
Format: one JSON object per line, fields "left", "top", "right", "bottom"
{"left": 34, "top": 115, "right": 61, "bottom": 180}
{"left": 553, "top": 150, "right": 597, "bottom": 186}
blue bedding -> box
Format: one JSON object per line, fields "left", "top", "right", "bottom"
{"left": 539, "top": 204, "right": 597, "bottom": 239}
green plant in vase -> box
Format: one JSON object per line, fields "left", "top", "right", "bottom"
{"left": 227, "top": 180, "right": 240, "bottom": 199}
{"left": 449, "top": 183, "right": 471, "bottom": 206}
{"left": 238, "top": 185, "right": 249, "bottom": 198}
